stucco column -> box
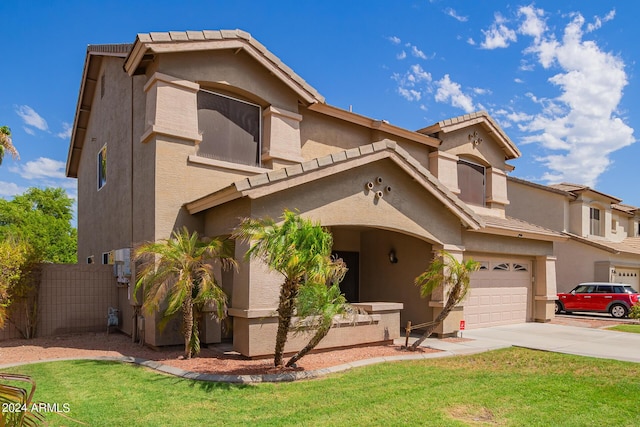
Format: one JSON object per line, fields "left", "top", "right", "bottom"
{"left": 428, "top": 244, "right": 465, "bottom": 337}
{"left": 261, "top": 106, "right": 304, "bottom": 168}
{"left": 534, "top": 255, "right": 557, "bottom": 322}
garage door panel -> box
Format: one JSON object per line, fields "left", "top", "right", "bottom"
{"left": 466, "top": 260, "right": 531, "bottom": 329}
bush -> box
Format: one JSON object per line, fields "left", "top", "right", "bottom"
{"left": 629, "top": 303, "right": 640, "bottom": 321}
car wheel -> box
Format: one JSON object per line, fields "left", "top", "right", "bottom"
{"left": 609, "top": 304, "right": 628, "bottom": 319}
{"left": 555, "top": 301, "right": 564, "bottom": 314}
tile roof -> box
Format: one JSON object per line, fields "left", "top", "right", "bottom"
{"left": 124, "top": 29, "right": 324, "bottom": 104}
{"left": 548, "top": 182, "right": 622, "bottom": 203}
{"left": 477, "top": 214, "right": 565, "bottom": 240}
{"left": 565, "top": 233, "right": 640, "bottom": 256}
{"left": 417, "top": 111, "right": 521, "bottom": 159}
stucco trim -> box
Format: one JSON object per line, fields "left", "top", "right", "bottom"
{"left": 143, "top": 72, "right": 200, "bottom": 93}
{"left": 140, "top": 125, "right": 203, "bottom": 144}
{"left": 187, "top": 155, "right": 270, "bottom": 174}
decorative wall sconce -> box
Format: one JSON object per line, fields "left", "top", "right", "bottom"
{"left": 388, "top": 249, "right": 398, "bottom": 264}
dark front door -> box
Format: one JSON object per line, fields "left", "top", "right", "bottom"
{"left": 333, "top": 251, "right": 359, "bottom": 303}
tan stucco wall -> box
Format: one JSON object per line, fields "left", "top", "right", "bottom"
{"left": 76, "top": 57, "right": 148, "bottom": 262}
{"left": 506, "top": 180, "right": 568, "bottom": 232}
{"left": 438, "top": 125, "right": 507, "bottom": 170}
{"left": 360, "top": 229, "right": 433, "bottom": 327}
{"left": 155, "top": 50, "right": 300, "bottom": 112}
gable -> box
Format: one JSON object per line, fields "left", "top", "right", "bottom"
{"left": 186, "top": 140, "right": 483, "bottom": 233}
{"left": 419, "top": 111, "right": 520, "bottom": 167}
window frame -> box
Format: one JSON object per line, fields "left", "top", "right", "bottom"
{"left": 196, "top": 89, "right": 262, "bottom": 167}
{"left": 97, "top": 144, "right": 107, "bottom": 191}
{"left": 457, "top": 159, "right": 486, "bottom": 206}
{"left": 589, "top": 207, "right": 602, "bottom": 236}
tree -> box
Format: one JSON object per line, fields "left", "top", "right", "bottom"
{"left": 0, "top": 238, "right": 37, "bottom": 331}
{"left": 285, "top": 258, "right": 354, "bottom": 367}
{"left": 134, "top": 227, "right": 236, "bottom": 359}
{"left": 233, "top": 210, "right": 335, "bottom": 367}
{"left": 409, "top": 250, "right": 480, "bottom": 351}
{"left": 0, "top": 187, "right": 77, "bottom": 263}
{"left": 0, "top": 125, "right": 19, "bottom": 166}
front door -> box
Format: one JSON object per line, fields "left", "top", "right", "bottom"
{"left": 333, "top": 251, "right": 359, "bottom": 303}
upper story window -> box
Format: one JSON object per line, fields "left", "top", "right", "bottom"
{"left": 97, "top": 144, "right": 107, "bottom": 190}
{"left": 197, "top": 90, "right": 261, "bottom": 167}
{"left": 457, "top": 159, "right": 485, "bottom": 206}
{"left": 589, "top": 207, "right": 602, "bottom": 236}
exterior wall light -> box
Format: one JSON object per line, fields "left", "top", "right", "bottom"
{"left": 389, "top": 249, "right": 398, "bottom": 264}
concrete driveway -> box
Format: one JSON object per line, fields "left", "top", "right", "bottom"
{"left": 462, "top": 323, "right": 640, "bottom": 363}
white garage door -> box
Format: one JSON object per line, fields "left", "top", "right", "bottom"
{"left": 465, "top": 259, "right": 532, "bottom": 329}
{"left": 615, "top": 268, "right": 639, "bottom": 290}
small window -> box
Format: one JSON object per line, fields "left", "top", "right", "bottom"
{"left": 97, "top": 144, "right": 107, "bottom": 190}
{"left": 574, "top": 285, "right": 595, "bottom": 293}
{"left": 87, "top": 256, "right": 94, "bottom": 264}
{"left": 478, "top": 261, "right": 489, "bottom": 271}
{"left": 595, "top": 285, "right": 612, "bottom": 293}
{"left": 513, "top": 263, "right": 528, "bottom": 272}
{"left": 613, "top": 286, "right": 624, "bottom": 293}
{"left": 611, "top": 219, "right": 617, "bottom": 233}
{"left": 637, "top": 222, "right": 640, "bottom": 237}
{"left": 493, "top": 263, "right": 510, "bottom": 271}
{"left": 457, "top": 159, "right": 485, "bottom": 206}
{"left": 589, "top": 207, "right": 601, "bottom": 236}
{"left": 102, "top": 252, "right": 110, "bottom": 265}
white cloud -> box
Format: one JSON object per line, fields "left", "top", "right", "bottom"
{"left": 518, "top": 5, "right": 547, "bottom": 43}
{"left": 514, "top": 78, "right": 524, "bottom": 83}
{"left": 467, "top": 37, "right": 476, "bottom": 46}
{"left": 586, "top": 9, "right": 615, "bottom": 33}
{"left": 473, "top": 87, "right": 491, "bottom": 95}
{"left": 517, "top": 10, "right": 634, "bottom": 186}
{"left": 56, "top": 122, "right": 72, "bottom": 139}
{"left": 388, "top": 36, "right": 401, "bottom": 45}
{"left": 16, "top": 105, "right": 48, "bottom": 131}
{"left": 411, "top": 45, "right": 427, "bottom": 59}
{"left": 397, "top": 51, "right": 407, "bottom": 60}
{"left": 392, "top": 64, "right": 432, "bottom": 102}
{"left": 480, "top": 13, "right": 517, "bottom": 49}
{"left": 23, "top": 127, "right": 35, "bottom": 136}
{"left": 445, "top": 8, "right": 468, "bottom": 22}
{"left": 11, "top": 157, "right": 66, "bottom": 180}
{"left": 0, "top": 181, "right": 25, "bottom": 197}
{"left": 434, "top": 74, "right": 475, "bottom": 113}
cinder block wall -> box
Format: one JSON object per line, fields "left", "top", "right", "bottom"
{"left": 0, "top": 264, "right": 118, "bottom": 341}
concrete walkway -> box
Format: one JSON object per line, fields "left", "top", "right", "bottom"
{"left": 460, "top": 323, "right": 640, "bottom": 363}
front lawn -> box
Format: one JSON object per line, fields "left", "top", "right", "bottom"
{"left": 3, "top": 348, "right": 639, "bottom": 426}
{"left": 607, "top": 323, "right": 640, "bottom": 334}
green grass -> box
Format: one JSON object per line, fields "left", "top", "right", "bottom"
{"left": 607, "top": 324, "right": 640, "bottom": 334}
{"left": 2, "top": 348, "right": 639, "bottom": 426}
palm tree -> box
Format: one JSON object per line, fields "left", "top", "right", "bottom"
{"left": 0, "top": 126, "right": 19, "bottom": 166}
{"left": 134, "top": 227, "right": 236, "bottom": 359}
{"left": 285, "top": 258, "right": 356, "bottom": 367}
{"left": 409, "top": 250, "right": 480, "bottom": 351}
{"left": 233, "top": 210, "right": 334, "bottom": 367}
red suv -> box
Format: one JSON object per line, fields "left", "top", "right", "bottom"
{"left": 556, "top": 282, "right": 639, "bottom": 318}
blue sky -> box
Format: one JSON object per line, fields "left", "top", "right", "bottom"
{"left": 1, "top": 0, "right": 639, "bottom": 216}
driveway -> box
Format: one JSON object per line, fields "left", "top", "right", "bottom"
{"left": 463, "top": 323, "right": 640, "bottom": 363}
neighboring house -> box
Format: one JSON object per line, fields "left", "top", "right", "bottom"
{"left": 507, "top": 178, "right": 640, "bottom": 293}
{"left": 66, "top": 30, "right": 562, "bottom": 357}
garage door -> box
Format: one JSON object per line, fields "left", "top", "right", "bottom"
{"left": 615, "top": 268, "right": 639, "bottom": 290}
{"left": 464, "top": 259, "right": 532, "bottom": 329}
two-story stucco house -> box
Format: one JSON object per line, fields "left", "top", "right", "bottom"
{"left": 66, "top": 30, "right": 563, "bottom": 357}
{"left": 507, "top": 178, "right": 640, "bottom": 294}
